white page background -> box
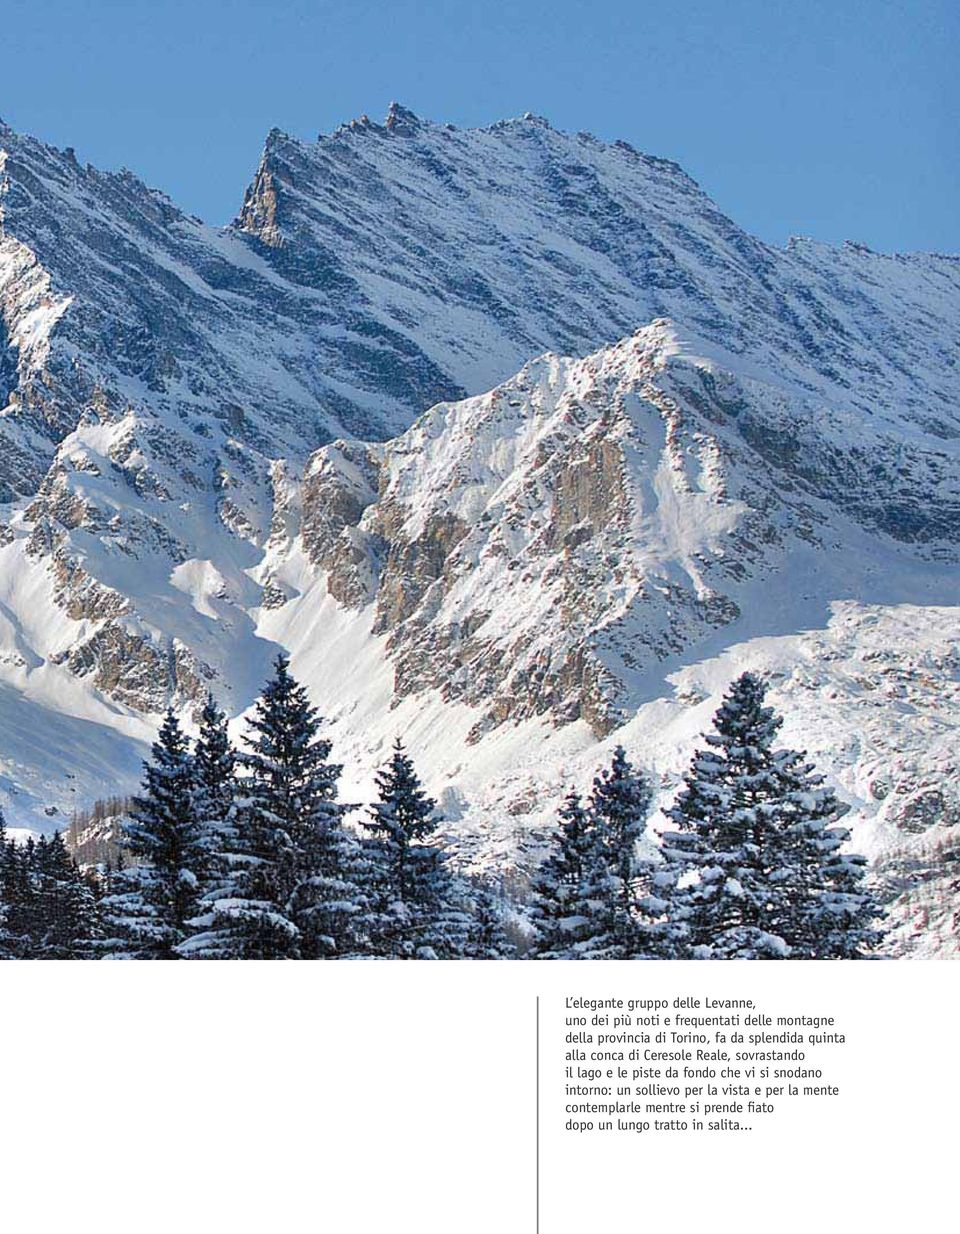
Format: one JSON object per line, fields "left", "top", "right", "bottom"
{"left": 3, "top": 960, "right": 953, "bottom": 1233}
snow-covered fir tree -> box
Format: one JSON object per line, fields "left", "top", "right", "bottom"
{"left": 365, "top": 739, "right": 436, "bottom": 897}
{"left": 578, "top": 746, "right": 658, "bottom": 959}
{"left": 178, "top": 696, "right": 241, "bottom": 959}
{"left": 396, "top": 841, "right": 476, "bottom": 959}
{"left": 0, "top": 823, "right": 98, "bottom": 958}
{"left": 192, "top": 694, "right": 238, "bottom": 866}
{"left": 529, "top": 790, "right": 595, "bottom": 958}
{"left": 363, "top": 738, "right": 474, "bottom": 958}
{"left": 33, "top": 831, "right": 99, "bottom": 958}
{"left": 531, "top": 750, "right": 660, "bottom": 959}
{"left": 766, "top": 746, "right": 884, "bottom": 958}
{"left": 662, "top": 672, "right": 883, "bottom": 959}
{"left": 3, "top": 837, "right": 38, "bottom": 958}
{"left": 203, "top": 657, "right": 367, "bottom": 960}
{"left": 0, "top": 811, "right": 14, "bottom": 960}
{"left": 461, "top": 878, "right": 513, "bottom": 959}
{"left": 101, "top": 710, "right": 203, "bottom": 959}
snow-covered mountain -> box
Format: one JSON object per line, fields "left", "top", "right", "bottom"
{"left": 0, "top": 106, "right": 957, "bottom": 953}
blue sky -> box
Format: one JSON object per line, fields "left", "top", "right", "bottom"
{"left": 1, "top": 0, "right": 956, "bottom": 251}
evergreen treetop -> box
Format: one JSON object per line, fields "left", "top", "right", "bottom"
{"left": 103, "top": 709, "right": 201, "bottom": 959}
{"left": 363, "top": 737, "right": 477, "bottom": 958}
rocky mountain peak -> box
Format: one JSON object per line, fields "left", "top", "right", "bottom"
{"left": 384, "top": 101, "right": 421, "bottom": 134}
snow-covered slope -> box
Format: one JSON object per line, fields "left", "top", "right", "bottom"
{"left": 0, "top": 107, "right": 957, "bottom": 952}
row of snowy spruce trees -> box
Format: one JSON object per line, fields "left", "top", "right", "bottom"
{"left": 0, "top": 660, "right": 883, "bottom": 960}
{"left": 0, "top": 656, "right": 506, "bottom": 960}
{"left": 0, "top": 828, "right": 97, "bottom": 959}
{"left": 531, "top": 671, "right": 883, "bottom": 959}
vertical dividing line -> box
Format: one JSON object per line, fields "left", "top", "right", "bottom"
{"left": 536, "top": 995, "right": 540, "bottom": 1234}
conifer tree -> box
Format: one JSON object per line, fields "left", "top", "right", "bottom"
{"left": 530, "top": 753, "right": 660, "bottom": 959}
{"left": 35, "top": 834, "right": 49, "bottom": 878}
{"left": 577, "top": 746, "right": 657, "bottom": 959}
{"left": 193, "top": 694, "right": 238, "bottom": 862}
{"left": 462, "top": 879, "right": 513, "bottom": 959}
{"left": 204, "top": 657, "right": 366, "bottom": 959}
{"left": 102, "top": 710, "right": 202, "bottom": 959}
{"left": 812, "top": 849, "right": 884, "bottom": 959}
{"left": 662, "top": 673, "right": 797, "bottom": 959}
{"left": 768, "top": 748, "right": 884, "bottom": 958}
{"left": 662, "top": 672, "right": 882, "bottom": 959}
{"left": 178, "top": 696, "right": 241, "bottom": 958}
{"left": 0, "top": 811, "right": 14, "bottom": 960}
{"left": 34, "top": 832, "right": 99, "bottom": 958}
{"left": 529, "top": 790, "right": 594, "bottom": 958}
{"left": 363, "top": 738, "right": 472, "bottom": 958}
{"left": 6, "top": 837, "right": 39, "bottom": 956}
{"left": 364, "top": 738, "right": 437, "bottom": 900}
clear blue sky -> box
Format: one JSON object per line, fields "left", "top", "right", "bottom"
{"left": 1, "top": 0, "right": 956, "bottom": 252}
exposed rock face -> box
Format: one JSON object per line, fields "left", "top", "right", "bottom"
{"left": 300, "top": 442, "right": 383, "bottom": 606}
{"left": 48, "top": 552, "right": 131, "bottom": 622}
{"left": 53, "top": 622, "right": 214, "bottom": 713}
